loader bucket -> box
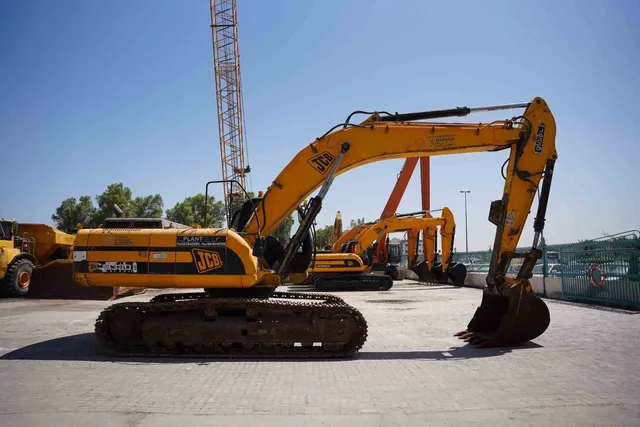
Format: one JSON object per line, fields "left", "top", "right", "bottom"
{"left": 455, "top": 284, "right": 550, "bottom": 347}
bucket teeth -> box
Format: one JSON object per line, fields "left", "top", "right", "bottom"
{"left": 456, "top": 284, "right": 550, "bottom": 348}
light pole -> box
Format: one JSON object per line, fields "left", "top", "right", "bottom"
{"left": 460, "top": 190, "right": 471, "bottom": 262}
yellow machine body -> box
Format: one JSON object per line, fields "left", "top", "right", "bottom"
{"left": 73, "top": 228, "right": 267, "bottom": 289}
{"left": 307, "top": 253, "right": 366, "bottom": 275}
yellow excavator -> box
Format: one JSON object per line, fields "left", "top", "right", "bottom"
{"left": 404, "top": 210, "right": 464, "bottom": 286}
{"left": 304, "top": 209, "right": 460, "bottom": 291}
{"left": 73, "top": 97, "right": 557, "bottom": 357}
{"left": 346, "top": 208, "right": 466, "bottom": 286}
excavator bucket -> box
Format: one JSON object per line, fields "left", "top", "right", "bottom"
{"left": 455, "top": 284, "right": 550, "bottom": 347}
{"left": 411, "top": 261, "right": 438, "bottom": 283}
{"left": 443, "top": 262, "right": 467, "bottom": 287}
{"left": 411, "top": 261, "right": 467, "bottom": 286}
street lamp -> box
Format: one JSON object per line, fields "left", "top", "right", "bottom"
{"left": 460, "top": 190, "right": 471, "bottom": 262}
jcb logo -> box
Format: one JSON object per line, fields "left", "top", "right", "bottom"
{"left": 534, "top": 122, "right": 545, "bottom": 156}
{"left": 307, "top": 151, "right": 336, "bottom": 174}
{"left": 192, "top": 249, "right": 223, "bottom": 273}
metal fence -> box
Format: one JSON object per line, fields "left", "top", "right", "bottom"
{"left": 557, "top": 231, "right": 640, "bottom": 308}
{"left": 451, "top": 230, "right": 640, "bottom": 309}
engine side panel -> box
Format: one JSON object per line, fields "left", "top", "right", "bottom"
{"left": 73, "top": 228, "right": 261, "bottom": 288}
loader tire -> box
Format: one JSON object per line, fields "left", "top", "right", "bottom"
{"left": 1, "top": 258, "right": 34, "bottom": 297}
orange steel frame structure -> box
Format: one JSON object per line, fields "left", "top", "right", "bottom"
{"left": 372, "top": 157, "right": 430, "bottom": 264}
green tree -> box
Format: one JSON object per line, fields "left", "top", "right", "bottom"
{"left": 314, "top": 224, "right": 334, "bottom": 249}
{"left": 349, "top": 217, "right": 365, "bottom": 229}
{"left": 131, "top": 194, "right": 164, "bottom": 218}
{"left": 51, "top": 196, "right": 97, "bottom": 231}
{"left": 94, "top": 182, "right": 133, "bottom": 224}
{"left": 165, "top": 194, "right": 225, "bottom": 227}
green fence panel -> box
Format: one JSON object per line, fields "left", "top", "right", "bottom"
{"left": 559, "top": 246, "right": 640, "bottom": 308}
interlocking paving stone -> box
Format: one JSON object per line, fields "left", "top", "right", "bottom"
{"left": 0, "top": 281, "right": 638, "bottom": 426}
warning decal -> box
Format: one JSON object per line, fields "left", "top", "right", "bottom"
{"left": 505, "top": 211, "right": 516, "bottom": 227}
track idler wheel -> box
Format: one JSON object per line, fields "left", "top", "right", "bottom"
{"left": 455, "top": 284, "right": 550, "bottom": 348}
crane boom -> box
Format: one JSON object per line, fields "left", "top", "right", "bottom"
{"left": 209, "top": 0, "right": 250, "bottom": 226}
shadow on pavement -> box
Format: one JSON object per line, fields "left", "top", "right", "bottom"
{"left": 0, "top": 333, "right": 541, "bottom": 363}
{"left": 357, "top": 342, "right": 542, "bottom": 360}
{"left": 285, "top": 284, "right": 464, "bottom": 293}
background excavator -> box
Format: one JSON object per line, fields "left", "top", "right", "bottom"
{"left": 303, "top": 209, "right": 461, "bottom": 291}
{"left": 327, "top": 211, "right": 343, "bottom": 249}
{"left": 342, "top": 208, "right": 466, "bottom": 286}
{"left": 405, "top": 217, "right": 460, "bottom": 286}
{"left": 317, "top": 210, "right": 407, "bottom": 282}
{"left": 73, "top": 97, "right": 557, "bottom": 357}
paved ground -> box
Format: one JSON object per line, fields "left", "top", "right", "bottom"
{"left": 1, "top": 281, "right": 639, "bottom": 426}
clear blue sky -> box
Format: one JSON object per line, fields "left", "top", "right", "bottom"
{"left": 1, "top": 0, "right": 638, "bottom": 251}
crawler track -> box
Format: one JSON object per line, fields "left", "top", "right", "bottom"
{"left": 94, "top": 291, "right": 368, "bottom": 358}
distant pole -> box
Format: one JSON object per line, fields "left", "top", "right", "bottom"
{"left": 460, "top": 190, "right": 471, "bottom": 262}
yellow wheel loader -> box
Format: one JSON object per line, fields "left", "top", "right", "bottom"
{"left": 0, "top": 216, "right": 146, "bottom": 300}
{"left": 73, "top": 97, "right": 557, "bottom": 357}
{"left": 0, "top": 218, "right": 37, "bottom": 297}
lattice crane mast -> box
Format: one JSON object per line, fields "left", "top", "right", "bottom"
{"left": 209, "top": 0, "right": 251, "bottom": 227}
